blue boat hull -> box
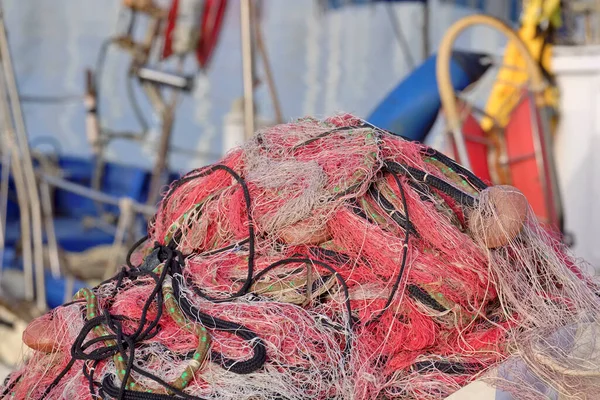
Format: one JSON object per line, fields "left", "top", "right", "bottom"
{"left": 2, "top": 156, "right": 179, "bottom": 307}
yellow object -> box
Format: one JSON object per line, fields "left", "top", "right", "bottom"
{"left": 436, "top": 14, "right": 545, "bottom": 169}
{"left": 480, "top": 0, "right": 562, "bottom": 131}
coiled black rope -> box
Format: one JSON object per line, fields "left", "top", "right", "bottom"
{"left": 158, "top": 164, "right": 256, "bottom": 302}
{"left": 40, "top": 247, "right": 175, "bottom": 399}
{"left": 385, "top": 161, "right": 476, "bottom": 208}
{"left": 38, "top": 238, "right": 267, "bottom": 399}
{"left": 169, "top": 261, "right": 267, "bottom": 375}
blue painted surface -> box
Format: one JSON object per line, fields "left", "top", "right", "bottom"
{"left": 4, "top": 217, "right": 115, "bottom": 252}
{"left": 54, "top": 156, "right": 150, "bottom": 218}
{"left": 441, "top": 0, "right": 521, "bottom": 23}
{"left": 1, "top": 155, "right": 174, "bottom": 308}
{"left": 367, "top": 51, "right": 489, "bottom": 141}
{"left": 1, "top": 260, "right": 87, "bottom": 309}
{"left": 325, "top": 0, "right": 521, "bottom": 24}
{"left": 1, "top": 154, "right": 180, "bottom": 221}
{"left": 2, "top": 155, "right": 177, "bottom": 308}
{"left": 44, "top": 271, "right": 87, "bottom": 309}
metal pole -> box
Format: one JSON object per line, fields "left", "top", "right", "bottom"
{"left": 147, "top": 102, "right": 175, "bottom": 206}
{"left": 0, "top": 2, "right": 46, "bottom": 311}
{"left": 40, "top": 181, "right": 62, "bottom": 278}
{"left": 0, "top": 73, "right": 34, "bottom": 301}
{"left": 104, "top": 197, "right": 134, "bottom": 280}
{"left": 241, "top": 0, "right": 256, "bottom": 140}
{"left": 40, "top": 173, "right": 156, "bottom": 216}
{"left": 528, "top": 92, "right": 563, "bottom": 229}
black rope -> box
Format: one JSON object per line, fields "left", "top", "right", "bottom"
{"left": 367, "top": 185, "right": 418, "bottom": 235}
{"left": 38, "top": 358, "right": 77, "bottom": 399}
{"left": 360, "top": 120, "right": 487, "bottom": 191}
{"left": 126, "top": 235, "right": 149, "bottom": 269}
{"left": 407, "top": 284, "right": 447, "bottom": 313}
{"left": 0, "top": 372, "right": 22, "bottom": 399}
{"left": 144, "top": 243, "right": 267, "bottom": 375}
{"left": 308, "top": 247, "right": 351, "bottom": 266}
{"left": 81, "top": 360, "right": 100, "bottom": 399}
{"left": 411, "top": 360, "right": 482, "bottom": 375}
{"left": 419, "top": 147, "right": 488, "bottom": 191}
{"left": 200, "top": 238, "right": 250, "bottom": 257}
{"left": 158, "top": 164, "right": 256, "bottom": 302}
{"left": 385, "top": 161, "right": 476, "bottom": 208}
{"left": 169, "top": 264, "right": 267, "bottom": 374}
{"left": 367, "top": 172, "right": 412, "bottom": 324}
{"left": 290, "top": 125, "right": 365, "bottom": 150}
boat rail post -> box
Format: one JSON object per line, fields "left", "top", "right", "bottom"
{"left": 40, "top": 180, "right": 62, "bottom": 279}
{"left": 0, "top": 0, "right": 46, "bottom": 311}
{"left": 528, "top": 91, "right": 563, "bottom": 229}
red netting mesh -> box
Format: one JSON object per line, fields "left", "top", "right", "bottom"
{"left": 4, "top": 115, "right": 600, "bottom": 400}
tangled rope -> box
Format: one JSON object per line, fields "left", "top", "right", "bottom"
{"left": 3, "top": 115, "right": 600, "bottom": 400}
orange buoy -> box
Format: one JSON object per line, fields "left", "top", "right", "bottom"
{"left": 22, "top": 314, "right": 60, "bottom": 353}
{"left": 279, "top": 220, "right": 331, "bottom": 246}
{"left": 468, "top": 185, "right": 528, "bottom": 248}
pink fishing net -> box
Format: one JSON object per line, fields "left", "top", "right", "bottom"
{"left": 3, "top": 115, "right": 600, "bottom": 400}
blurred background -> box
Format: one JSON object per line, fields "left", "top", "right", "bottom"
{"left": 1, "top": 0, "right": 599, "bottom": 383}
{"left": 5, "top": 0, "right": 520, "bottom": 171}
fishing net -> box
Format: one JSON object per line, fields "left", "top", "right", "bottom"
{"left": 3, "top": 114, "right": 600, "bottom": 400}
